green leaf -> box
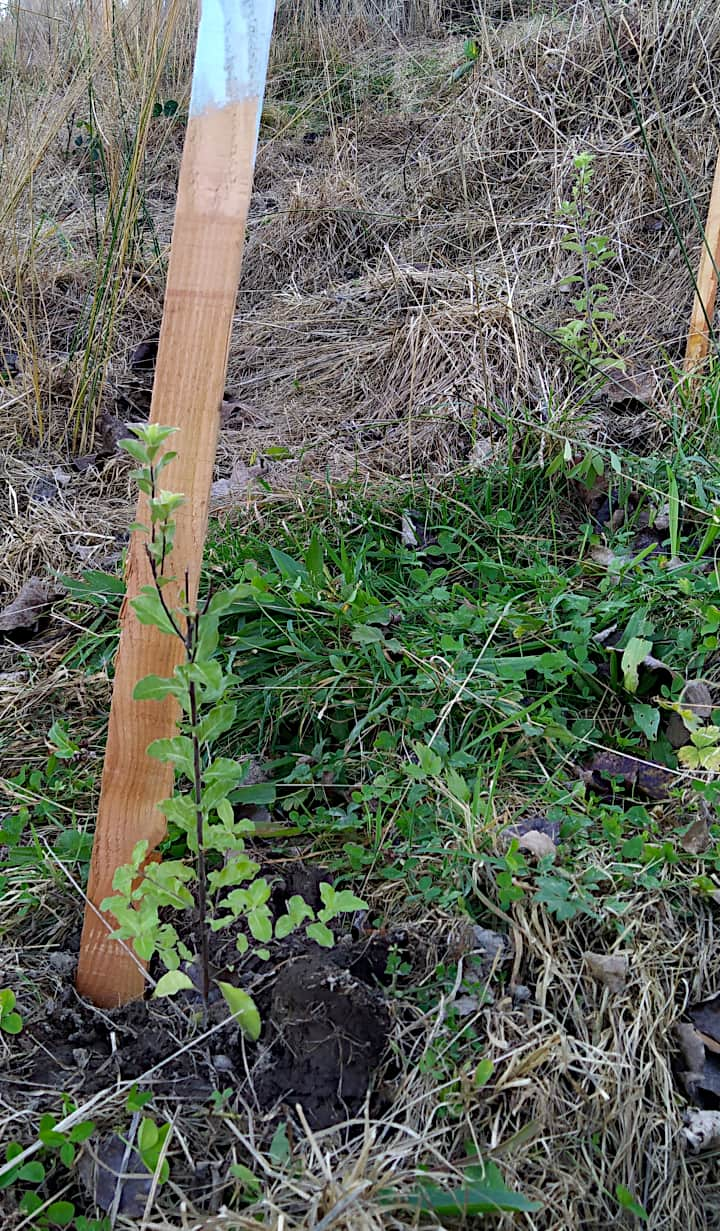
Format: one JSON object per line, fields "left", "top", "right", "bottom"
{"left": 18, "top": 1160, "right": 45, "bottom": 1183}
{"left": 616, "top": 1184, "right": 648, "bottom": 1221}
{"left": 47, "top": 720, "right": 78, "bottom": 759}
{"left": 154, "top": 970, "right": 194, "bottom": 998}
{"left": 631, "top": 703, "right": 660, "bottom": 743}
{"left": 217, "top": 983, "right": 261, "bottom": 1040}
{"left": 305, "top": 532, "right": 324, "bottom": 584}
{"left": 230, "top": 781, "right": 276, "bottom": 807}
{"left": 318, "top": 883, "right": 367, "bottom": 921}
{"left": 269, "top": 547, "right": 307, "bottom": 585}
{"left": 621, "top": 637, "right": 652, "bottom": 693}
{"left": 352, "top": 623, "right": 385, "bottom": 645}
{"left": 269, "top": 1122, "right": 290, "bottom": 1164}
{"left": 147, "top": 736, "right": 195, "bottom": 778}
{"left": 0, "top": 989, "right": 16, "bottom": 1014}
{"left": 412, "top": 742, "right": 443, "bottom": 777}
{"left": 120, "top": 437, "right": 150, "bottom": 462}
{"left": 46, "top": 1200, "right": 76, "bottom": 1225}
{"left": 126, "top": 1085, "right": 154, "bottom": 1112}
{"left": 137, "top": 1117, "right": 158, "bottom": 1151}
{"left": 474, "top": 1058, "right": 494, "bottom": 1088}
{"left": 132, "top": 588, "right": 177, "bottom": 638}
{"left": 197, "top": 703, "right": 237, "bottom": 744}
{"left": 306, "top": 921, "right": 334, "bottom": 947}
{"left": 133, "top": 674, "right": 183, "bottom": 703}
{"left": 275, "top": 894, "right": 315, "bottom": 939}
{"left": 406, "top": 1161, "right": 539, "bottom": 1215}
{"left": 1, "top": 1012, "right": 22, "bottom": 1034}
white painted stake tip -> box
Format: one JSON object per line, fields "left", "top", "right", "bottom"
{"left": 191, "top": 0, "right": 275, "bottom": 116}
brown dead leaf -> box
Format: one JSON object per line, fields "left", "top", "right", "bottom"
{"left": 584, "top": 952, "right": 628, "bottom": 993}
{"left": 581, "top": 750, "right": 676, "bottom": 801}
{"left": 681, "top": 815, "right": 711, "bottom": 854}
{"left": 667, "top": 681, "right": 714, "bottom": 749}
{"left": 517, "top": 830, "right": 556, "bottom": 858}
{"left": 588, "top": 545, "right": 619, "bottom": 569}
{"left": 675, "top": 1021, "right": 720, "bottom": 1104}
{"left": 603, "top": 364, "right": 656, "bottom": 408}
{"left": 684, "top": 1109, "right": 720, "bottom": 1153}
{"left": 78, "top": 1134, "right": 153, "bottom": 1216}
{"left": 689, "top": 993, "right": 720, "bottom": 1048}
{"left": 209, "top": 460, "right": 261, "bottom": 514}
{"left": 0, "top": 578, "right": 55, "bottom": 638}
{"left": 130, "top": 335, "right": 159, "bottom": 370}
{"left": 500, "top": 813, "right": 560, "bottom": 856}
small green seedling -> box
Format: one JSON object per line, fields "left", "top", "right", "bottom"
{"left": 0, "top": 989, "right": 22, "bottom": 1035}
{"left": 101, "top": 425, "right": 366, "bottom": 1028}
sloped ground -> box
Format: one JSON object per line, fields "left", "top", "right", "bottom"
{"left": 2, "top": 1, "right": 720, "bottom": 1228}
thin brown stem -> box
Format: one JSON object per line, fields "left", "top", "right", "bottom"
{"left": 188, "top": 660, "right": 210, "bottom": 1018}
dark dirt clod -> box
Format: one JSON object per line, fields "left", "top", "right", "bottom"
{"left": 252, "top": 952, "right": 391, "bottom": 1129}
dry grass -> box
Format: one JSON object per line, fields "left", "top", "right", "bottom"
{"left": 1, "top": 1, "right": 720, "bottom": 1228}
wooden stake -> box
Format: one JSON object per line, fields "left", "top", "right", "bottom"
{"left": 77, "top": 0, "right": 276, "bottom": 1008}
{"left": 684, "top": 146, "right": 720, "bottom": 373}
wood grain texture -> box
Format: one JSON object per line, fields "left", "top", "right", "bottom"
{"left": 76, "top": 98, "right": 259, "bottom": 1007}
{"left": 685, "top": 148, "right": 720, "bottom": 373}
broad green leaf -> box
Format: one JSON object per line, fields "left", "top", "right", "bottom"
{"left": 217, "top": 983, "right": 261, "bottom": 1040}
{"left": 248, "top": 907, "right": 273, "bottom": 943}
{"left": 147, "top": 736, "right": 194, "bottom": 779}
{"left": 406, "top": 1161, "right": 539, "bottom": 1216}
{"left": 318, "top": 884, "right": 367, "bottom": 920}
{"left": 352, "top": 623, "right": 385, "bottom": 645}
{"left": 306, "top": 921, "right": 334, "bottom": 947}
{"left": 119, "top": 437, "right": 150, "bottom": 462}
{"left": 413, "top": 742, "right": 443, "bottom": 777}
{"left": 197, "top": 703, "right": 237, "bottom": 744}
{"left": 45, "top": 1200, "right": 76, "bottom": 1226}
{"left": 230, "top": 781, "right": 276, "bottom": 807}
{"left": 269, "top": 1122, "right": 290, "bottom": 1164}
{"left": 0, "top": 989, "right": 16, "bottom": 1014}
{"left": 18, "top": 1161, "right": 45, "bottom": 1183}
{"left": 208, "top": 854, "right": 259, "bottom": 891}
{"left": 1, "top": 1012, "right": 22, "bottom": 1034}
{"left": 133, "top": 674, "right": 182, "bottom": 703}
{"left": 132, "top": 588, "right": 177, "bottom": 638}
{"left": 154, "top": 970, "right": 194, "bottom": 998}
{"left": 621, "top": 637, "right": 652, "bottom": 693}
{"left": 631, "top": 703, "right": 660, "bottom": 743}
{"left": 269, "top": 547, "right": 307, "bottom": 584}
